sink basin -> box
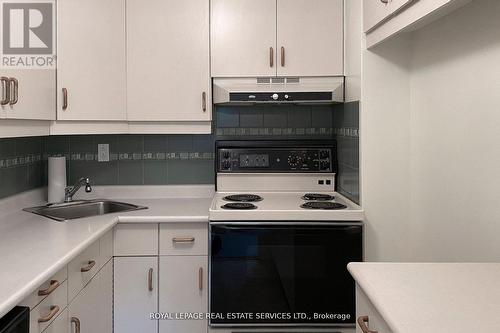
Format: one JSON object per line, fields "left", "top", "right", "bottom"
{"left": 24, "top": 200, "right": 148, "bottom": 222}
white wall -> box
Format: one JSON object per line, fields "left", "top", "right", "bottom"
{"left": 361, "top": 35, "right": 413, "bottom": 261}
{"left": 362, "top": 0, "right": 500, "bottom": 262}
{"left": 409, "top": 0, "right": 500, "bottom": 261}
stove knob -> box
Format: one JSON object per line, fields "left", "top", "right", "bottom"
{"left": 320, "top": 161, "right": 330, "bottom": 171}
{"left": 271, "top": 93, "right": 279, "bottom": 100}
{"left": 284, "top": 94, "right": 290, "bottom": 100}
{"left": 221, "top": 161, "right": 231, "bottom": 170}
{"left": 319, "top": 150, "right": 330, "bottom": 160}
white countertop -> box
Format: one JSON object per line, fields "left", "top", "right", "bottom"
{"left": 348, "top": 262, "right": 500, "bottom": 333}
{"left": 0, "top": 186, "right": 214, "bottom": 318}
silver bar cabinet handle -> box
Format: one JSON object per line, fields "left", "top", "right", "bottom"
{"left": 148, "top": 268, "right": 154, "bottom": 291}
{"left": 358, "top": 316, "right": 378, "bottom": 333}
{"left": 71, "top": 317, "right": 81, "bottom": 333}
{"left": 9, "top": 78, "right": 18, "bottom": 105}
{"left": 380, "top": 0, "right": 389, "bottom": 3}
{"left": 281, "top": 46, "right": 285, "bottom": 67}
{"left": 198, "top": 267, "right": 203, "bottom": 291}
{"left": 172, "top": 236, "right": 195, "bottom": 244}
{"left": 202, "top": 91, "right": 207, "bottom": 112}
{"left": 270, "top": 47, "right": 274, "bottom": 67}
{"left": 62, "top": 88, "right": 68, "bottom": 110}
{"left": 38, "top": 305, "right": 60, "bottom": 323}
{"left": 0, "top": 77, "right": 9, "bottom": 106}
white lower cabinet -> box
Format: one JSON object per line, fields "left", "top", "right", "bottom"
{"left": 114, "top": 257, "right": 158, "bottom": 333}
{"left": 113, "top": 222, "right": 209, "bottom": 333}
{"left": 159, "top": 256, "right": 208, "bottom": 333}
{"left": 68, "top": 259, "right": 113, "bottom": 333}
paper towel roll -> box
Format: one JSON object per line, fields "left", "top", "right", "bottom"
{"left": 48, "top": 156, "right": 67, "bottom": 204}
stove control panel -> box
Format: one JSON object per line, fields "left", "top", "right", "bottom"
{"left": 218, "top": 147, "right": 334, "bottom": 173}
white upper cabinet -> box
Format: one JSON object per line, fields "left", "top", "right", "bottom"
{"left": 211, "top": 0, "right": 343, "bottom": 78}
{"left": 57, "top": 0, "right": 126, "bottom": 121}
{"left": 0, "top": 70, "right": 55, "bottom": 120}
{"left": 211, "top": 0, "right": 277, "bottom": 77}
{"left": 389, "top": 0, "right": 413, "bottom": 14}
{"left": 364, "top": 0, "right": 472, "bottom": 48}
{"left": 276, "top": 0, "right": 343, "bottom": 77}
{"left": 363, "top": 0, "right": 392, "bottom": 32}
{"left": 127, "top": 0, "right": 211, "bottom": 122}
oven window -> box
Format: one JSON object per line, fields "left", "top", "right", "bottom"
{"left": 210, "top": 225, "right": 362, "bottom": 325}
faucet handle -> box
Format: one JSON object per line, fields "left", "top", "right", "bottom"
{"left": 85, "top": 178, "right": 92, "bottom": 193}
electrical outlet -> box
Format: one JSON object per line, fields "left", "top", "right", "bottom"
{"left": 98, "top": 144, "right": 110, "bottom": 162}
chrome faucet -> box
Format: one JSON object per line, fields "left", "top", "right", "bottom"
{"left": 65, "top": 177, "right": 92, "bottom": 203}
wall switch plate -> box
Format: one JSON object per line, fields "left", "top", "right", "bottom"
{"left": 98, "top": 144, "right": 110, "bottom": 162}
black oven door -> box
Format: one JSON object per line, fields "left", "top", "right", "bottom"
{"left": 210, "top": 223, "right": 362, "bottom": 327}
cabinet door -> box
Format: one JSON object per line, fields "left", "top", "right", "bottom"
{"left": 363, "top": 0, "right": 392, "bottom": 32}
{"left": 114, "top": 257, "right": 158, "bottom": 333}
{"left": 159, "top": 256, "right": 207, "bottom": 333}
{"left": 68, "top": 275, "right": 102, "bottom": 333}
{"left": 389, "top": 0, "right": 413, "bottom": 14}
{"left": 0, "top": 70, "right": 55, "bottom": 120}
{"left": 211, "top": 0, "right": 277, "bottom": 77}
{"left": 57, "top": 0, "right": 126, "bottom": 120}
{"left": 277, "top": 0, "right": 343, "bottom": 77}
{"left": 127, "top": 0, "right": 211, "bottom": 122}
{"left": 98, "top": 260, "right": 113, "bottom": 333}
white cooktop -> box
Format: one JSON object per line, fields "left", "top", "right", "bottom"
{"left": 209, "top": 191, "right": 364, "bottom": 221}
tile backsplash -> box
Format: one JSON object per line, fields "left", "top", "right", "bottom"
{"left": 216, "top": 104, "right": 335, "bottom": 139}
{"left": 0, "top": 134, "right": 215, "bottom": 200}
{"left": 43, "top": 135, "right": 215, "bottom": 187}
{"left": 0, "top": 104, "right": 360, "bottom": 202}
{"left": 0, "top": 137, "right": 43, "bottom": 199}
{"left": 334, "top": 101, "right": 360, "bottom": 203}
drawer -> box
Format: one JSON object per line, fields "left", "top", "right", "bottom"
{"left": 100, "top": 229, "right": 114, "bottom": 267}
{"left": 29, "top": 280, "right": 67, "bottom": 333}
{"left": 19, "top": 267, "right": 67, "bottom": 310}
{"left": 43, "top": 308, "right": 69, "bottom": 333}
{"left": 114, "top": 223, "right": 158, "bottom": 256}
{"left": 160, "top": 223, "right": 207, "bottom": 256}
{"left": 68, "top": 239, "right": 100, "bottom": 302}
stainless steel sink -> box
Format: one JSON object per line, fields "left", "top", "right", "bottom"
{"left": 24, "top": 200, "right": 148, "bottom": 222}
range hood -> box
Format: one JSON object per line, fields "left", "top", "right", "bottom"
{"left": 213, "top": 77, "right": 344, "bottom": 105}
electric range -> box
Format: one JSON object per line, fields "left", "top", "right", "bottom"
{"left": 209, "top": 141, "right": 364, "bottom": 332}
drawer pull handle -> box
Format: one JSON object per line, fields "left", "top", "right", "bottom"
{"left": 81, "top": 260, "right": 96, "bottom": 272}
{"left": 198, "top": 267, "right": 203, "bottom": 291}
{"left": 38, "top": 305, "right": 60, "bottom": 323}
{"left": 381, "top": 0, "right": 389, "bottom": 3}
{"left": 9, "top": 77, "right": 18, "bottom": 105}
{"left": 202, "top": 91, "right": 207, "bottom": 112}
{"left": 62, "top": 88, "right": 68, "bottom": 110}
{"left": 1, "top": 77, "right": 10, "bottom": 106}
{"left": 148, "top": 268, "right": 154, "bottom": 292}
{"left": 281, "top": 46, "right": 285, "bottom": 67}
{"left": 71, "top": 317, "right": 81, "bottom": 333}
{"left": 269, "top": 47, "right": 274, "bottom": 67}
{"left": 38, "top": 280, "right": 60, "bottom": 296}
{"left": 358, "top": 316, "right": 378, "bottom": 333}
{"left": 172, "top": 237, "right": 195, "bottom": 244}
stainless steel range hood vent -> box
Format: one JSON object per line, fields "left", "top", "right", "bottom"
{"left": 213, "top": 77, "right": 344, "bottom": 105}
